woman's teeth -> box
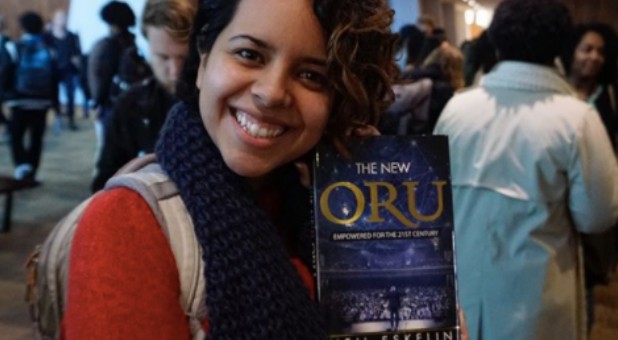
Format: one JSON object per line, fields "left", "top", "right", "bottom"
{"left": 235, "top": 111, "right": 284, "bottom": 138}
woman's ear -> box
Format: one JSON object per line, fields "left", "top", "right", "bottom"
{"left": 195, "top": 53, "right": 209, "bottom": 90}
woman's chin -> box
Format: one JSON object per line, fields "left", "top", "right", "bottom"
{"left": 224, "top": 157, "right": 273, "bottom": 179}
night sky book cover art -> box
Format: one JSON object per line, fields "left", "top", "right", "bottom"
{"left": 313, "top": 135, "right": 459, "bottom": 340}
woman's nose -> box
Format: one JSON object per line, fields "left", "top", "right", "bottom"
{"left": 251, "top": 66, "right": 291, "bottom": 108}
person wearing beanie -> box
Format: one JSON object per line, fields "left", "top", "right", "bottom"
{"left": 87, "top": 1, "right": 138, "bottom": 166}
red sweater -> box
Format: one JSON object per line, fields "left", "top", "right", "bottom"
{"left": 62, "top": 188, "right": 315, "bottom": 339}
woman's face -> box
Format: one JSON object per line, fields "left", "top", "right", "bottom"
{"left": 572, "top": 31, "right": 606, "bottom": 79}
{"left": 196, "top": 0, "right": 330, "bottom": 178}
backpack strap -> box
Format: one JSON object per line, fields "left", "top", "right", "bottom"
{"left": 104, "top": 158, "right": 207, "bottom": 329}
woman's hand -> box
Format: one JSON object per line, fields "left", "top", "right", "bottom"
{"left": 345, "top": 124, "right": 380, "bottom": 138}
{"left": 294, "top": 161, "right": 312, "bottom": 188}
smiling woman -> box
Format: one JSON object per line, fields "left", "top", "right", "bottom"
{"left": 562, "top": 23, "right": 618, "bottom": 149}
{"left": 195, "top": 0, "right": 331, "bottom": 178}
{"left": 62, "top": 0, "right": 398, "bottom": 339}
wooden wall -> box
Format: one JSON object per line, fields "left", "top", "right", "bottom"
{"left": 562, "top": 0, "right": 618, "bottom": 32}
{"left": 3, "top": 0, "right": 618, "bottom": 41}
{"left": 420, "top": 0, "right": 618, "bottom": 37}
{"left": 477, "top": 0, "right": 618, "bottom": 27}
{"left": 0, "top": 0, "right": 69, "bottom": 39}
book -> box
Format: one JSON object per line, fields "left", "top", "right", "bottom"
{"left": 313, "top": 135, "right": 459, "bottom": 340}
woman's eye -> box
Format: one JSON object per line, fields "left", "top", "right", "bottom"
{"left": 299, "top": 70, "right": 327, "bottom": 89}
{"left": 236, "top": 49, "right": 261, "bottom": 63}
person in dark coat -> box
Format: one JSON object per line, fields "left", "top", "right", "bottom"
{"left": 88, "top": 1, "right": 137, "bottom": 162}
{"left": 91, "top": 0, "right": 194, "bottom": 192}
{"left": 44, "top": 9, "right": 82, "bottom": 130}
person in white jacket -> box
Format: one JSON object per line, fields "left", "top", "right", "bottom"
{"left": 433, "top": 0, "right": 618, "bottom": 339}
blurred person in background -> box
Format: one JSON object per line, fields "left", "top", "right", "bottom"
{"left": 87, "top": 1, "right": 138, "bottom": 163}
{"left": 462, "top": 30, "right": 497, "bottom": 86}
{"left": 5, "top": 11, "right": 58, "bottom": 181}
{"left": 434, "top": 0, "right": 618, "bottom": 339}
{"left": 45, "top": 8, "right": 82, "bottom": 131}
{"left": 381, "top": 43, "right": 463, "bottom": 135}
{"left": 561, "top": 22, "right": 618, "bottom": 333}
{"left": 91, "top": 0, "right": 195, "bottom": 192}
{"left": 395, "top": 24, "right": 425, "bottom": 72}
{"left": 415, "top": 27, "right": 448, "bottom": 68}
{"left": 563, "top": 23, "right": 618, "bottom": 149}
{"left": 417, "top": 15, "right": 435, "bottom": 37}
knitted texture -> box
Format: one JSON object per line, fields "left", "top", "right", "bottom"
{"left": 155, "top": 102, "right": 326, "bottom": 339}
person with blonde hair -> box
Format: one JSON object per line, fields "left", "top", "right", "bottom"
{"left": 91, "top": 0, "right": 196, "bottom": 191}
{"left": 382, "top": 42, "right": 464, "bottom": 135}
{"left": 422, "top": 43, "right": 464, "bottom": 91}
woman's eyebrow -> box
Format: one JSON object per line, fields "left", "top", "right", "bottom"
{"left": 230, "top": 34, "right": 269, "bottom": 49}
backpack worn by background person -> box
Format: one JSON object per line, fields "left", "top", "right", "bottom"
{"left": 108, "top": 45, "right": 152, "bottom": 104}
{"left": 87, "top": 33, "right": 149, "bottom": 109}
{"left": 14, "top": 38, "right": 55, "bottom": 98}
{"left": 25, "top": 155, "right": 206, "bottom": 340}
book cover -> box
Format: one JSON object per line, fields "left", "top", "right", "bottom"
{"left": 313, "top": 135, "right": 459, "bottom": 340}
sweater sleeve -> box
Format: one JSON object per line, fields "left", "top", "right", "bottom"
{"left": 62, "top": 188, "right": 191, "bottom": 340}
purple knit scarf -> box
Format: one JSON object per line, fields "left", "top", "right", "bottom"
{"left": 155, "top": 102, "right": 326, "bottom": 339}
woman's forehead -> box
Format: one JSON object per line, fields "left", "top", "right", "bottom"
{"left": 218, "top": 0, "right": 327, "bottom": 57}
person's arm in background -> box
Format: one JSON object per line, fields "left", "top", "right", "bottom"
{"left": 388, "top": 78, "right": 433, "bottom": 114}
{"left": 70, "top": 32, "right": 81, "bottom": 72}
{"left": 87, "top": 38, "right": 115, "bottom": 108}
{"left": 569, "top": 107, "right": 618, "bottom": 233}
{"left": 44, "top": 35, "right": 61, "bottom": 114}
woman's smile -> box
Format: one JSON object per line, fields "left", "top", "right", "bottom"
{"left": 234, "top": 110, "right": 286, "bottom": 139}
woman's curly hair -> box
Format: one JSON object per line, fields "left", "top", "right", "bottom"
{"left": 176, "top": 0, "right": 398, "bottom": 141}
{"left": 314, "top": 0, "right": 399, "bottom": 138}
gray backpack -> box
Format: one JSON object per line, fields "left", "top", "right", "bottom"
{"left": 25, "top": 155, "right": 206, "bottom": 339}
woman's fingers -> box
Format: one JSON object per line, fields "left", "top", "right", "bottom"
{"left": 294, "top": 161, "right": 311, "bottom": 188}
{"left": 346, "top": 124, "right": 381, "bottom": 137}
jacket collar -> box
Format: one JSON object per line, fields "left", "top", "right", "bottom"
{"left": 480, "top": 61, "right": 575, "bottom": 96}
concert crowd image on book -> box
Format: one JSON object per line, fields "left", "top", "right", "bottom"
{"left": 313, "top": 135, "right": 459, "bottom": 340}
